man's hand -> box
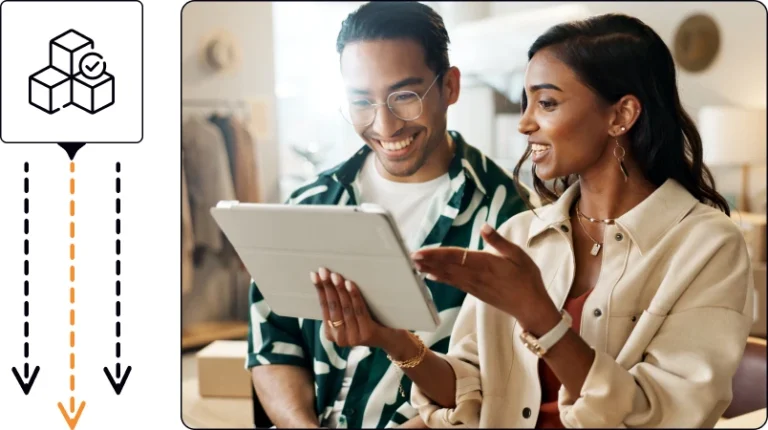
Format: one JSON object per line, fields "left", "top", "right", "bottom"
{"left": 311, "top": 267, "right": 410, "bottom": 349}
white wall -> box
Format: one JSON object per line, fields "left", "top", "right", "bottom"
{"left": 487, "top": 1, "right": 767, "bottom": 211}
{"left": 181, "top": 1, "right": 280, "bottom": 202}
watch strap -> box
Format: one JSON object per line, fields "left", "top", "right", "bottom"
{"left": 520, "top": 310, "right": 572, "bottom": 357}
{"left": 537, "top": 310, "right": 572, "bottom": 352}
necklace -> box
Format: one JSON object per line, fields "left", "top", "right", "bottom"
{"left": 574, "top": 201, "right": 604, "bottom": 257}
{"left": 576, "top": 204, "right": 616, "bottom": 225}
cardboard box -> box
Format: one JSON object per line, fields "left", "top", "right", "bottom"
{"left": 196, "top": 340, "right": 251, "bottom": 398}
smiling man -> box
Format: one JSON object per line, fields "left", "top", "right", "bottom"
{"left": 246, "top": 2, "right": 529, "bottom": 428}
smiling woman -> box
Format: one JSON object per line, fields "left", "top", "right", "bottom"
{"left": 400, "top": 13, "right": 754, "bottom": 429}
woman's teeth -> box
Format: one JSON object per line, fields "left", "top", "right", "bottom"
{"left": 381, "top": 135, "right": 414, "bottom": 151}
{"left": 531, "top": 143, "right": 549, "bottom": 154}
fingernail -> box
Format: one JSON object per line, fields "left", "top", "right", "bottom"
{"left": 310, "top": 271, "right": 318, "bottom": 283}
{"left": 331, "top": 272, "right": 341, "bottom": 286}
{"left": 319, "top": 267, "right": 329, "bottom": 281}
{"left": 414, "top": 262, "right": 423, "bottom": 271}
{"left": 411, "top": 253, "right": 424, "bottom": 261}
{"left": 426, "top": 274, "right": 437, "bottom": 281}
{"left": 481, "top": 223, "right": 493, "bottom": 234}
{"left": 345, "top": 280, "right": 353, "bottom": 292}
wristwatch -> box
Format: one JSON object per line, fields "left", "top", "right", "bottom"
{"left": 519, "top": 310, "right": 572, "bottom": 357}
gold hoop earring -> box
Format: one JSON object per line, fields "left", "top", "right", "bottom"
{"left": 614, "top": 138, "right": 629, "bottom": 182}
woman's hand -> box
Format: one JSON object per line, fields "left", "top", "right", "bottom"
{"left": 311, "top": 267, "right": 411, "bottom": 349}
{"left": 411, "top": 224, "right": 561, "bottom": 336}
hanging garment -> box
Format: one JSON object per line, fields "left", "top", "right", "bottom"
{"left": 181, "top": 251, "right": 238, "bottom": 329}
{"left": 181, "top": 115, "right": 237, "bottom": 253}
{"left": 208, "top": 114, "right": 238, "bottom": 185}
{"left": 181, "top": 156, "right": 195, "bottom": 296}
{"left": 229, "top": 117, "right": 261, "bottom": 203}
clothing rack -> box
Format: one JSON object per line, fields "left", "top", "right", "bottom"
{"left": 182, "top": 98, "right": 251, "bottom": 122}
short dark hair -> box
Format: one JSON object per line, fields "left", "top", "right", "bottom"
{"left": 336, "top": 1, "right": 451, "bottom": 79}
{"left": 516, "top": 13, "right": 729, "bottom": 215}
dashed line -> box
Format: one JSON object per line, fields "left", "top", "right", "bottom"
{"left": 24, "top": 162, "right": 30, "bottom": 375}
{"left": 115, "top": 162, "right": 121, "bottom": 368}
{"left": 69, "top": 161, "right": 76, "bottom": 401}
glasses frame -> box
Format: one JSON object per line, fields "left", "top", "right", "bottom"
{"left": 339, "top": 74, "right": 442, "bottom": 127}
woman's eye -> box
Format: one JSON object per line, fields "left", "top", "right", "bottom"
{"left": 538, "top": 99, "right": 557, "bottom": 109}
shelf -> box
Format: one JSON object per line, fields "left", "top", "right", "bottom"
{"left": 182, "top": 320, "right": 249, "bottom": 352}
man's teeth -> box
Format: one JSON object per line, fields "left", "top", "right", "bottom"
{"left": 531, "top": 143, "right": 549, "bottom": 153}
{"left": 381, "top": 135, "right": 414, "bottom": 151}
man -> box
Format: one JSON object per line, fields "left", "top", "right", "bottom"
{"left": 246, "top": 2, "right": 529, "bottom": 428}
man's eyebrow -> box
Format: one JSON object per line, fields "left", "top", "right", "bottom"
{"left": 388, "top": 77, "right": 424, "bottom": 91}
{"left": 528, "top": 83, "right": 563, "bottom": 92}
{"left": 348, "top": 77, "right": 425, "bottom": 95}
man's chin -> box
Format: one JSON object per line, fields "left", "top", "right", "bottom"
{"left": 378, "top": 158, "right": 421, "bottom": 179}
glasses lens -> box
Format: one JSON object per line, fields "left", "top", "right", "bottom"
{"left": 388, "top": 91, "right": 422, "bottom": 121}
{"left": 340, "top": 100, "right": 375, "bottom": 126}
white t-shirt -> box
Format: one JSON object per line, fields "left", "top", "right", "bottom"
{"left": 324, "top": 152, "right": 451, "bottom": 428}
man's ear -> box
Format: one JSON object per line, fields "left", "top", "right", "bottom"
{"left": 443, "top": 66, "right": 461, "bottom": 107}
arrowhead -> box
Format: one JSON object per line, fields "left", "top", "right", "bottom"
{"left": 103, "top": 364, "right": 132, "bottom": 395}
{"left": 57, "top": 143, "right": 86, "bottom": 160}
{"left": 11, "top": 365, "right": 40, "bottom": 395}
{"left": 57, "top": 399, "right": 86, "bottom": 430}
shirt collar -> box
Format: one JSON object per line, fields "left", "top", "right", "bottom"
{"left": 528, "top": 179, "right": 700, "bottom": 255}
{"left": 320, "top": 130, "right": 494, "bottom": 197}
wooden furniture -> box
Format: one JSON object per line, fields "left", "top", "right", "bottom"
{"left": 182, "top": 321, "right": 249, "bottom": 351}
{"left": 723, "top": 337, "right": 767, "bottom": 419}
{"left": 716, "top": 408, "right": 767, "bottom": 429}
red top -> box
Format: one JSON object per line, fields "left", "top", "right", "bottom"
{"left": 535, "top": 289, "right": 593, "bottom": 428}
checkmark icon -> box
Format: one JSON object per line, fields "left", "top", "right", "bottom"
{"left": 79, "top": 52, "right": 106, "bottom": 79}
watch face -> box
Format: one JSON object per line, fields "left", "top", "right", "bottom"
{"left": 519, "top": 331, "right": 546, "bottom": 357}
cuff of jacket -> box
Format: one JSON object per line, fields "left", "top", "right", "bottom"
{"left": 558, "top": 349, "right": 636, "bottom": 428}
{"left": 411, "top": 354, "right": 482, "bottom": 428}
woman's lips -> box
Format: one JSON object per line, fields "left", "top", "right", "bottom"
{"left": 530, "top": 143, "right": 550, "bottom": 163}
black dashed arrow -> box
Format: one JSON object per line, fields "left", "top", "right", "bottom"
{"left": 13, "top": 162, "right": 40, "bottom": 395}
{"left": 103, "top": 162, "right": 131, "bottom": 394}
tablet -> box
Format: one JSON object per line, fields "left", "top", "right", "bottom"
{"left": 210, "top": 201, "right": 441, "bottom": 332}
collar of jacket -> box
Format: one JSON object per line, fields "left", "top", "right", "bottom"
{"left": 527, "top": 178, "right": 700, "bottom": 255}
{"left": 318, "top": 130, "right": 500, "bottom": 198}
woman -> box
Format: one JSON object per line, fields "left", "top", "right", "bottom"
{"left": 312, "top": 13, "right": 754, "bottom": 428}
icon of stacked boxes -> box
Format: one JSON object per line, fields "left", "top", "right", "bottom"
{"left": 29, "top": 29, "right": 115, "bottom": 115}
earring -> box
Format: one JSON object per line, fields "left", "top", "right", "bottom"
{"left": 614, "top": 137, "right": 629, "bottom": 182}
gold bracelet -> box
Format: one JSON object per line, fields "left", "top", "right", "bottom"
{"left": 387, "top": 333, "right": 428, "bottom": 398}
{"left": 387, "top": 333, "right": 427, "bottom": 368}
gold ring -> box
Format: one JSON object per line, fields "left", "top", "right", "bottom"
{"left": 461, "top": 248, "right": 468, "bottom": 266}
{"left": 330, "top": 320, "right": 344, "bottom": 328}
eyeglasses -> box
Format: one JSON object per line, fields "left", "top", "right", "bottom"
{"left": 339, "top": 74, "right": 441, "bottom": 127}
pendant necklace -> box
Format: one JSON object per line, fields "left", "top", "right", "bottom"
{"left": 575, "top": 201, "right": 605, "bottom": 256}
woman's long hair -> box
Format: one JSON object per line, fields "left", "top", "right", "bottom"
{"left": 514, "top": 13, "right": 729, "bottom": 215}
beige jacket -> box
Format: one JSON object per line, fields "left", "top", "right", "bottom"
{"left": 412, "top": 179, "right": 753, "bottom": 428}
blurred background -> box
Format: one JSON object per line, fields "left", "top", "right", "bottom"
{"left": 181, "top": 2, "right": 767, "bottom": 428}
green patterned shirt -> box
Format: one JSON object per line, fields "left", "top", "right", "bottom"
{"left": 246, "top": 131, "right": 528, "bottom": 428}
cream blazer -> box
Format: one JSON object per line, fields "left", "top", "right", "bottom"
{"left": 411, "top": 179, "right": 754, "bottom": 428}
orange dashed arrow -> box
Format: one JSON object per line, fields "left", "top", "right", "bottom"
{"left": 57, "top": 398, "right": 86, "bottom": 430}
{"left": 58, "top": 161, "right": 86, "bottom": 429}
